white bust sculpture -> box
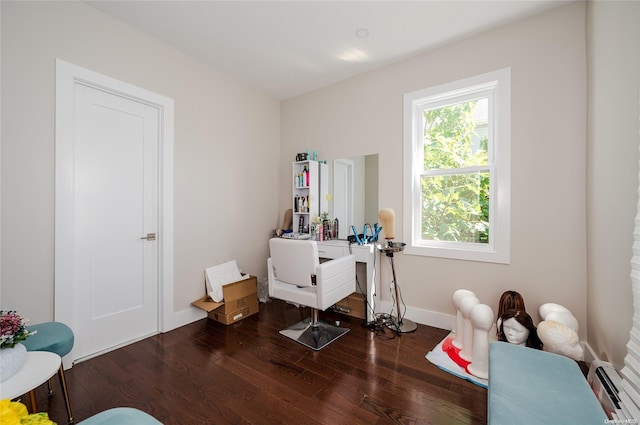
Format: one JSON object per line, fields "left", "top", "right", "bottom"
{"left": 537, "top": 303, "right": 582, "bottom": 360}
{"left": 502, "top": 317, "right": 530, "bottom": 346}
{"left": 538, "top": 320, "right": 583, "bottom": 361}
{"left": 468, "top": 303, "right": 494, "bottom": 379}
{"left": 539, "top": 302, "right": 570, "bottom": 318}
{"left": 539, "top": 303, "right": 579, "bottom": 332}
{"left": 459, "top": 295, "right": 479, "bottom": 361}
{"left": 452, "top": 289, "right": 476, "bottom": 349}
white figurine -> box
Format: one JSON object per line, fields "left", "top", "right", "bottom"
{"left": 539, "top": 303, "right": 579, "bottom": 332}
{"left": 496, "top": 290, "right": 526, "bottom": 337}
{"left": 537, "top": 303, "right": 582, "bottom": 360}
{"left": 452, "top": 290, "right": 476, "bottom": 349}
{"left": 538, "top": 320, "right": 583, "bottom": 361}
{"left": 539, "top": 302, "right": 570, "bottom": 317}
{"left": 502, "top": 317, "right": 529, "bottom": 346}
{"left": 497, "top": 309, "right": 543, "bottom": 349}
{"left": 459, "top": 295, "right": 479, "bottom": 361}
{"left": 468, "top": 303, "right": 494, "bottom": 379}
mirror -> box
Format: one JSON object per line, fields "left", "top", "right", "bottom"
{"left": 319, "top": 154, "right": 378, "bottom": 239}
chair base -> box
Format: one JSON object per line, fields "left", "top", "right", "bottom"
{"left": 279, "top": 318, "right": 349, "bottom": 351}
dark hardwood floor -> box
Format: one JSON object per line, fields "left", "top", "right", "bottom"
{"left": 34, "top": 300, "right": 487, "bottom": 424}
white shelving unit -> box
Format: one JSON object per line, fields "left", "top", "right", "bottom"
{"left": 292, "top": 160, "right": 319, "bottom": 234}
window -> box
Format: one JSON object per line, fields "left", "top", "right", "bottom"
{"left": 403, "top": 69, "right": 510, "bottom": 263}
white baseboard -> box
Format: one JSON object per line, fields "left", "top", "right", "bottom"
{"left": 166, "top": 301, "right": 456, "bottom": 335}
{"left": 583, "top": 341, "right": 599, "bottom": 364}
{"left": 66, "top": 308, "right": 205, "bottom": 369}
{"left": 165, "top": 301, "right": 457, "bottom": 334}
{"left": 377, "top": 300, "right": 454, "bottom": 331}
{"left": 163, "top": 307, "right": 206, "bottom": 332}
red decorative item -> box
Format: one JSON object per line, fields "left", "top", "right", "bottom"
{"left": 442, "top": 336, "right": 471, "bottom": 372}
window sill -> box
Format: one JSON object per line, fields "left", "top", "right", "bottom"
{"left": 404, "top": 243, "right": 510, "bottom": 264}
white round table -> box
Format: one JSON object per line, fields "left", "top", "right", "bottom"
{"left": 0, "top": 351, "right": 61, "bottom": 412}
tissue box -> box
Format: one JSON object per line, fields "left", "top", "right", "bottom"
{"left": 192, "top": 275, "right": 258, "bottom": 324}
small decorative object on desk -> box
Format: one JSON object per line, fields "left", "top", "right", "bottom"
{"left": 0, "top": 399, "right": 57, "bottom": 424}
{"left": 0, "top": 310, "right": 36, "bottom": 382}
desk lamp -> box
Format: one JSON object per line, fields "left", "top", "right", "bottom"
{"left": 378, "top": 208, "right": 417, "bottom": 333}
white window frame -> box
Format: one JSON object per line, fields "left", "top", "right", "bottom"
{"left": 402, "top": 68, "right": 511, "bottom": 264}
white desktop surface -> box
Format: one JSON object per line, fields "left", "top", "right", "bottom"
{"left": 0, "top": 351, "right": 61, "bottom": 400}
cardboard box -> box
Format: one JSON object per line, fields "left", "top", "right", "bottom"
{"left": 192, "top": 275, "right": 259, "bottom": 324}
{"left": 334, "top": 292, "right": 366, "bottom": 320}
{"left": 210, "top": 300, "right": 259, "bottom": 325}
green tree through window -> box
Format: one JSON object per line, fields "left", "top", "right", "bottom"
{"left": 421, "top": 99, "right": 490, "bottom": 243}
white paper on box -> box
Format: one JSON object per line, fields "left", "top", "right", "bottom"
{"left": 205, "top": 260, "right": 250, "bottom": 302}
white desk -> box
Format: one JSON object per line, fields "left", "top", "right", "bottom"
{"left": 317, "top": 240, "right": 379, "bottom": 323}
{"left": 0, "top": 351, "right": 61, "bottom": 412}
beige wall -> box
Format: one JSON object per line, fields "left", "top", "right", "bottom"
{"left": 586, "top": 1, "right": 640, "bottom": 367}
{"left": 281, "top": 3, "right": 589, "bottom": 332}
{"left": 1, "top": 1, "right": 281, "bottom": 325}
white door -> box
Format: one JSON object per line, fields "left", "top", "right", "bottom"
{"left": 55, "top": 60, "right": 175, "bottom": 363}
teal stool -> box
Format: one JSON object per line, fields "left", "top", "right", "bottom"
{"left": 78, "top": 408, "right": 163, "bottom": 425}
{"left": 22, "top": 322, "right": 75, "bottom": 423}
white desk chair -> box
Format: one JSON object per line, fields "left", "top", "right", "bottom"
{"left": 267, "top": 238, "right": 356, "bottom": 350}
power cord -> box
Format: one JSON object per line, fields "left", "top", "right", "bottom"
{"left": 384, "top": 255, "right": 409, "bottom": 336}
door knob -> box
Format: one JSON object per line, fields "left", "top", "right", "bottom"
{"left": 140, "top": 233, "right": 156, "bottom": 241}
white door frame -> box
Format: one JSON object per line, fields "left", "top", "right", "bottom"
{"left": 54, "top": 59, "right": 175, "bottom": 364}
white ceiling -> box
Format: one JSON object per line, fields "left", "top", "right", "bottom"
{"left": 86, "top": 0, "right": 570, "bottom": 100}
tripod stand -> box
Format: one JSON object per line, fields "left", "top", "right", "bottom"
{"left": 378, "top": 241, "right": 417, "bottom": 333}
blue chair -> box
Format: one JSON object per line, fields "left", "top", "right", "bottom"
{"left": 22, "top": 322, "right": 74, "bottom": 423}
{"left": 78, "top": 407, "right": 163, "bottom": 425}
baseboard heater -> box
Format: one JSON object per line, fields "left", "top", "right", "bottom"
{"left": 588, "top": 360, "right": 640, "bottom": 420}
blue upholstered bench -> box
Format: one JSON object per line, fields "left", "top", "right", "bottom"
{"left": 488, "top": 341, "right": 607, "bottom": 425}
{"left": 78, "top": 408, "right": 163, "bottom": 425}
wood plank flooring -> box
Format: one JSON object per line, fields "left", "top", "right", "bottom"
{"left": 33, "top": 300, "right": 487, "bottom": 424}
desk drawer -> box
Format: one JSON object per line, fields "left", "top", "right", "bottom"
{"left": 317, "top": 244, "right": 348, "bottom": 259}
